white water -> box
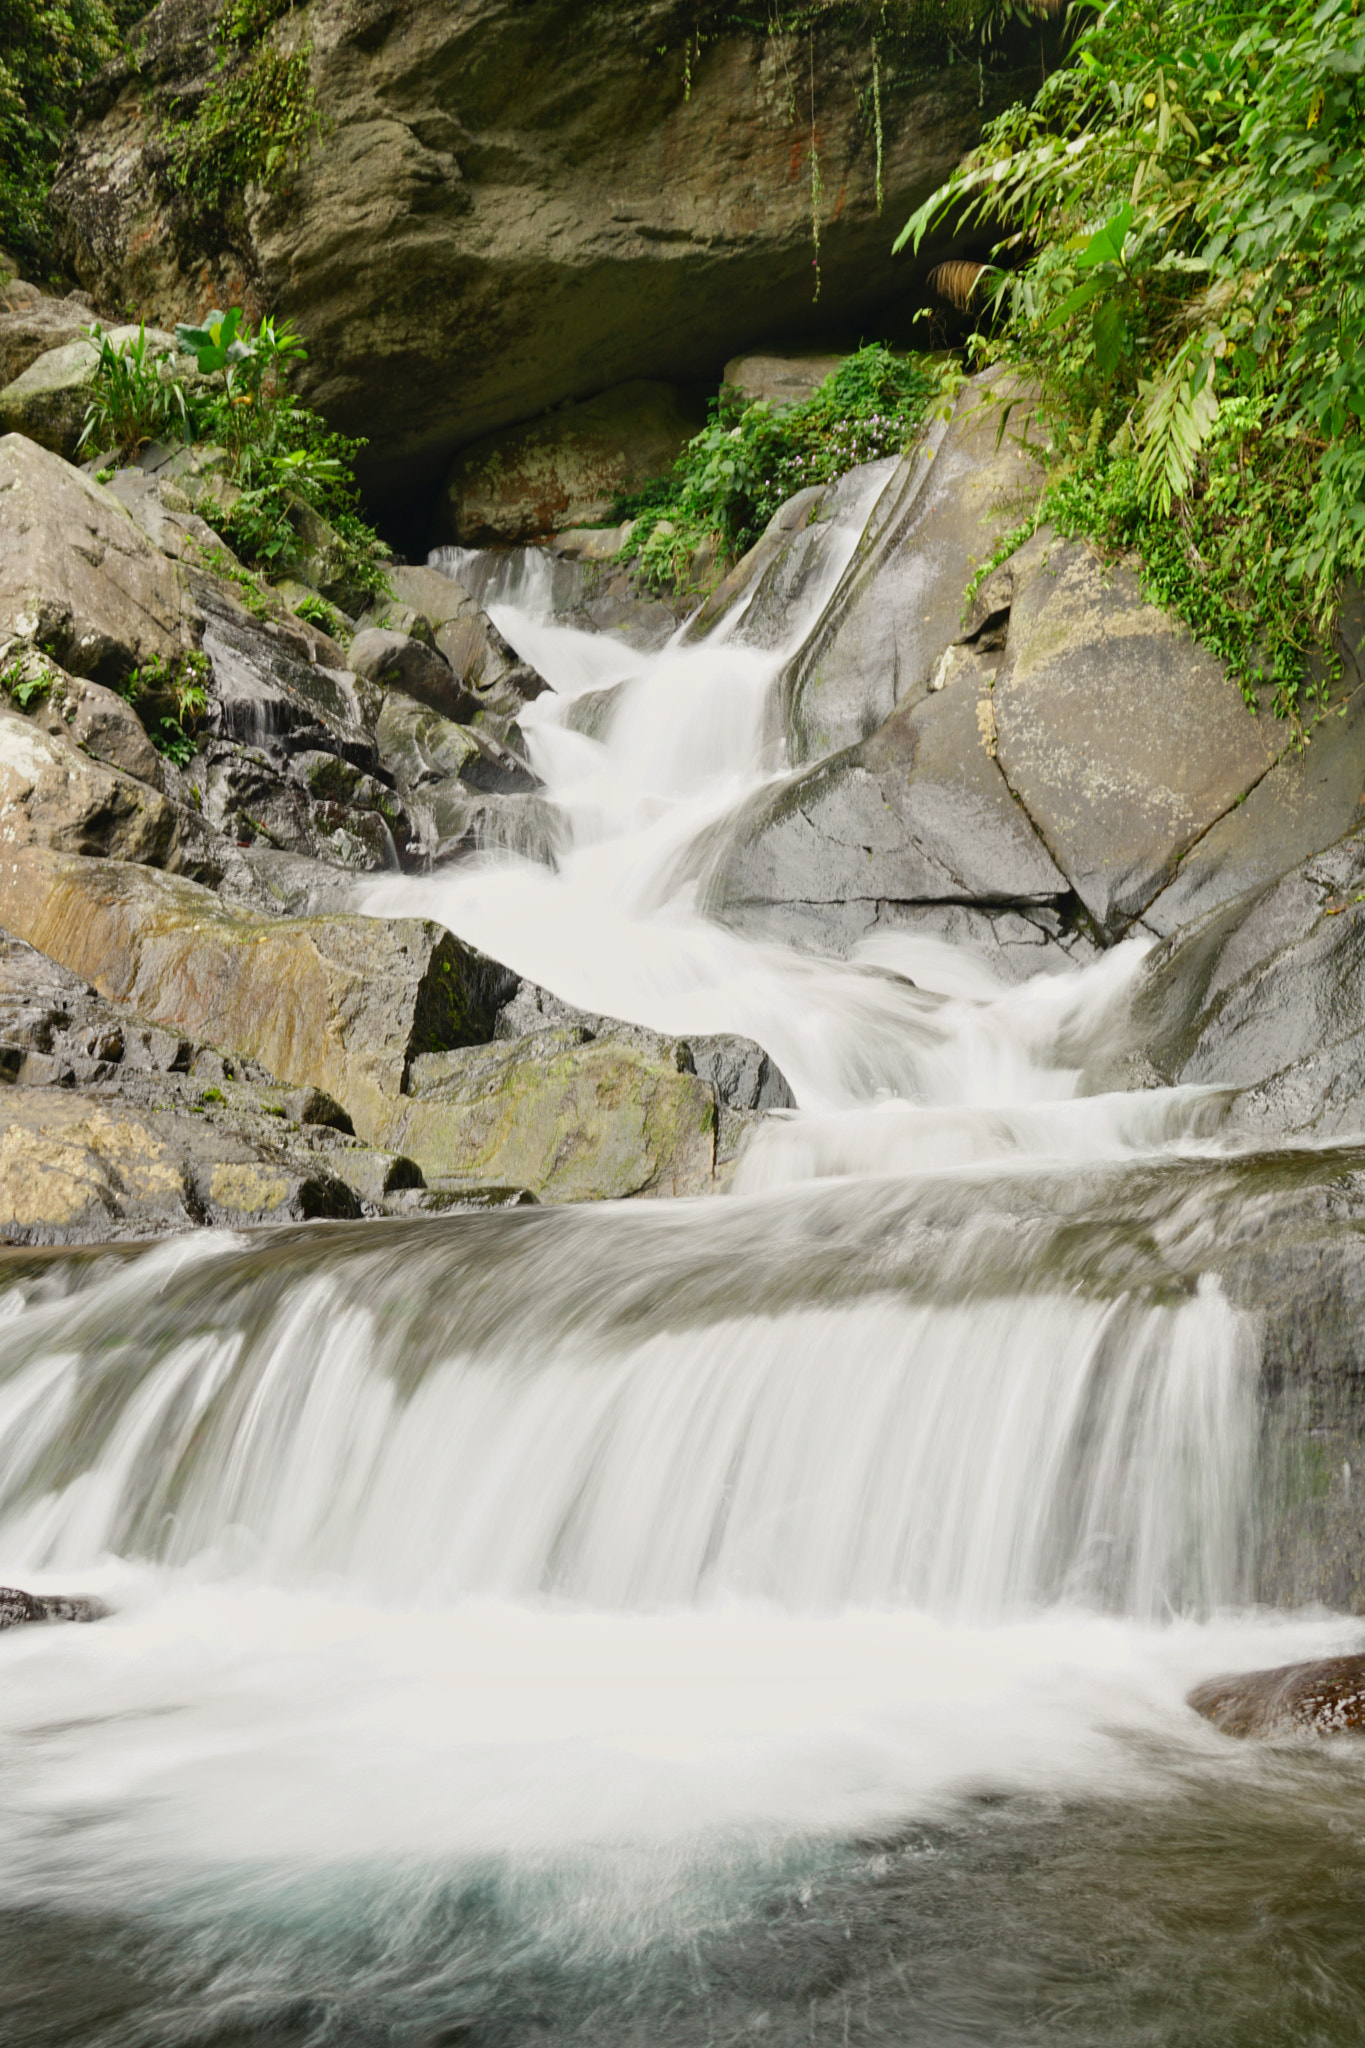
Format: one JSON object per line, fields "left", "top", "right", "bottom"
{"left": 0, "top": 469, "right": 1354, "bottom": 2038}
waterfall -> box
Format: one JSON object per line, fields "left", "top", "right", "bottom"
{"left": 0, "top": 461, "right": 1349, "bottom": 2048}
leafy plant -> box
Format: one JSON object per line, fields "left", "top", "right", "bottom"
{"left": 291, "top": 591, "right": 353, "bottom": 643}
{"left": 78, "top": 324, "right": 190, "bottom": 461}
{"left": 0, "top": 0, "right": 144, "bottom": 264}
{"left": 622, "top": 344, "right": 945, "bottom": 592}
{"left": 900, "top": 0, "right": 1365, "bottom": 715}
{"left": 162, "top": 39, "right": 321, "bottom": 219}
{"left": 2, "top": 656, "right": 49, "bottom": 708}
{"left": 122, "top": 650, "right": 210, "bottom": 765}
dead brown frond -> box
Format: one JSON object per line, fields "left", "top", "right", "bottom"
{"left": 927, "top": 260, "right": 987, "bottom": 312}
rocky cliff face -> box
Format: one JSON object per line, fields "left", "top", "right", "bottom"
{"left": 50, "top": 0, "right": 1020, "bottom": 514}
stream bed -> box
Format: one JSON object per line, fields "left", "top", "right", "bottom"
{"left": 2, "top": 501, "right": 1363, "bottom": 2046}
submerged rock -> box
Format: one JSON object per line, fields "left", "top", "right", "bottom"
{"left": 1189, "top": 1654, "right": 1365, "bottom": 1738}
{"left": 0, "top": 1586, "right": 108, "bottom": 1628}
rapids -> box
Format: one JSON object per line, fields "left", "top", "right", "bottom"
{"left": 3, "top": 468, "right": 1365, "bottom": 2045}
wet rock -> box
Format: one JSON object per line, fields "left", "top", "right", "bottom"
{"left": 359, "top": 565, "right": 551, "bottom": 734}
{"left": 1136, "top": 825, "right": 1365, "bottom": 1139}
{"left": 375, "top": 693, "right": 538, "bottom": 798}
{"left": 0, "top": 848, "right": 519, "bottom": 1146}
{"left": 389, "top": 1029, "right": 718, "bottom": 1202}
{"left": 782, "top": 371, "right": 1043, "bottom": 766}
{"left": 706, "top": 642, "right": 1069, "bottom": 951}
{"left": 991, "top": 530, "right": 1279, "bottom": 938}
{"left": 0, "top": 326, "right": 177, "bottom": 459}
{"left": 421, "top": 787, "right": 568, "bottom": 869}
{"left": 439, "top": 380, "right": 702, "bottom": 543}
{"left": 685, "top": 1034, "right": 795, "bottom": 1112}
{"left": 1189, "top": 1654, "right": 1365, "bottom": 1738}
{"left": 682, "top": 483, "right": 828, "bottom": 648}
{"left": 191, "top": 572, "right": 374, "bottom": 755}
{"left": 0, "top": 1586, "right": 108, "bottom": 1628}
{"left": 0, "top": 433, "right": 197, "bottom": 686}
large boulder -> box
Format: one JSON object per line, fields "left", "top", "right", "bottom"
{"left": 0, "top": 278, "right": 98, "bottom": 389}
{"left": 781, "top": 371, "right": 1044, "bottom": 765}
{"left": 0, "top": 433, "right": 198, "bottom": 685}
{"left": 27, "top": 670, "right": 165, "bottom": 789}
{"left": 48, "top": 0, "right": 1031, "bottom": 512}
{"left": 439, "top": 380, "right": 702, "bottom": 544}
{"left": 723, "top": 352, "right": 844, "bottom": 411}
{"left": 0, "top": 709, "right": 180, "bottom": 866}
{"left": 1135, "top": 825, "right": 1365, "bottom": 1140}
{"left": 991, "top": 530, "right": 1278, "bottom": 939}
{"left": 0, "top": 325, "right": 178, "bottom": 459}
{"left": 706, "top": 640, "right": 1074, "bottom": 957}
{"left": 0, "top": 848, "right": 515, "bottom": 1142}
{"left": 389, "top": 1030, "right": 718, "bottom": 1201}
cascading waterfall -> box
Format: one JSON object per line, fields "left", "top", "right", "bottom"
{"left": 1, "top": 461, "right": 1358, "bottom": 2047}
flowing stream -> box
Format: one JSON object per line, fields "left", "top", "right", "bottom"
{"left": 4, "top": 476, "right": 1365, "bottom": 2045}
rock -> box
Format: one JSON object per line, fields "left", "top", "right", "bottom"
{"left": 47, "top": 3, "right": 1030, "bottom": 515}
{"left": 348, "top": 627, "right": 466, "bottom": 721}
{"left": 685, "top": 1033, "right": 795, "bottom": 1112}
{"left": 375, "top": 693, "right": 538, "bottom": 799}
{"left": 490, "top": 978, "right": 796, "bottom": 1112}
{"left": 1144, "top": 677, "right": 1365, "bottom": 939}
{"left": 782, "top": 371, "right": 1044, "bottom": 765}
{"left": 420, "top": 787, "right": 568, "bottom": 868}
{"left": 439, "top": 381, "right": 702, "bottom": 544}
{"left": 282, "top": 1085, "right": 353, "bottom": 1132}
{"left": 682, "top": 483, "right": 828, "bottom": 646}
{"left": 0, "top": 848, "right": 519, "bottom": 1145}
{"left": 706, "top": 642, "right": 1071, "bottom": 953}
{"left": 723, "top": 352, "right": 844, "bottom": 411}
{"left": 1188, "top": 1654, "right": 1365, "bottom": 1738}
{"left": 0, "top": 325, "right": 178, "bottom": 459}
{"left": 388, "top": 1029, "right": 718, "bottom": 1202}
{"left": 0, "top": 1586, "right": 108, "bottom": 1628}
{"left": 0, "top": 282, "right": 97, "bottom": 389}
{"left": 991, "top": 531, "right": 1279, "bottom": 938}
{"left": 28, "top": 670, "right": 165, "bottom": 789}
{"left": 1136, "top": 825, "right": 1365, "bottom": 1140}
{"left": 375, "top": 569, "right": 553, "bottom": 732}
{"left": 0, "top": 708, "right": 182, "bottom": 866}
{"left": 0, "top": 433, "right": 198, "bottom": 686}
{"left": 105, "top": 462, "right": 241, "bottom": 570}
{"left": 192, "top": 571, "right": 373, "bottom": 751}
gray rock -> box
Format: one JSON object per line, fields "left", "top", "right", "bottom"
{"left": 685, "top": 1034, "right": 795, "bottom": 1112}
{"left": 0, "top": 1586, "right": 108, "bottom": 1627}
{"left": 0, "top": 432, "right": 197, "bottom": 686}
{"left": 31, "top": 670, "right": 164, "bottom": 789}
{"left": 992, "top": 530, "right": 1278, "bottom": 938}
{"left": 1144, "top": 679, "right": 1365, "bottom": 938}
{"left": 0, "top": 704, "right": 182, "bottom": 866}
{"left": 706, "top": 642, "right": 1069, "bottom": 949}
{"left": 1136, "top": 825, "right": 1365, "bottom": 1139}
{"left": 375, "top": 691, "right": 538, "bottom": 798}
{"left": 782, "top": 371, "right": 1044, "bottom": 765}
{"left": 0, "top": 280, "right": 97, "bottom": 389}
{"left": 723, "top": 352, "right": 845, "bottom": 411}
{"left": 349, "top": 627, "right": 466, "bottom": 721}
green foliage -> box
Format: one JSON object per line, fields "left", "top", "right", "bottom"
{"left": 122, "top": 649, "right": 210, "bottom": 765}
{"left": 163, "top": 40, "right": 321, "bottom": 218}
{"left": 291, "top": 591, "right": 352, "bottom": 643}
{"left": 84, "top": 308, "right": 389, "bottom": 601}
{"left": 622, "top": 344, "right": 945, "bottom": 592}
{"left": 1, "top": 656, "right": 50, "bottom": 708}
{"left": 901, "top": 0, "right": 1365, "bottom": 715}
{"left": 78, "top": 323, "right": 187, "bottom": 459}
{"left": 0, "top": 0, "right": 143, "bottom": 264}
